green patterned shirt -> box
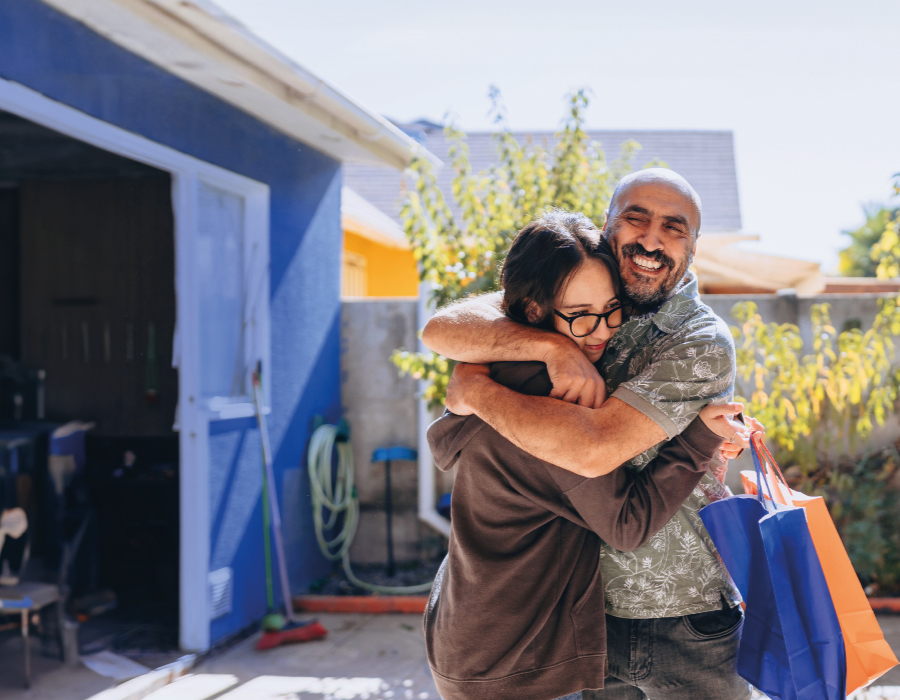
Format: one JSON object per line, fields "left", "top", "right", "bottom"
{"left": 597, "top": 271, "right": 742, "bottom": 618}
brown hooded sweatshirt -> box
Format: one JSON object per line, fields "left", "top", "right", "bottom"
{"left": 424, "top": 361, "right": 725, "bottom": 700}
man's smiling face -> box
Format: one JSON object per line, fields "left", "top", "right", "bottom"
{"left": 604, "top": 179, "right": 699, "bottom": 311}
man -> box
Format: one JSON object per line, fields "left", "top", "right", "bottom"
{"left": 423, "top": 168, "right": 750, "bottom": 699}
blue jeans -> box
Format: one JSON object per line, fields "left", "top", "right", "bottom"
{"left": 556, "top": 603, "right": 751, "bottom": 700}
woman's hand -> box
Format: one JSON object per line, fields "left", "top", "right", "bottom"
{"left": 744, "top": 415, "right": 765, "bottom": 442}
{"left": 445, "top": 362, "right": 492, "bottom": 416}
{"left": 699, "top": 402, "right": 751, "bottom": 450}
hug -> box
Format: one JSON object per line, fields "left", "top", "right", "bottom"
{"left": 422, "top": 169, "right": 762, "bottom": 700}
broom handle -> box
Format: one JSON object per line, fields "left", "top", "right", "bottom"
{"left": 253, "top": 368, "right": 297, "bottom": 623}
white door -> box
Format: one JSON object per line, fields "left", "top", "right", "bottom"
{"left": 176, "top": 173, "right": 269, "bottom": 652}
{"left": 0, "top": 76, "right": 270, "bottom": 653}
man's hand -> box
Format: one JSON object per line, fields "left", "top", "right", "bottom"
{"left": 445, "top": 363, "right": 492, "bottom": 416}
{"left": 542, "top": 339, "right": 607, "bottom": 409}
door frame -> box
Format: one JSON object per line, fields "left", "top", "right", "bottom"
{"left": 0, "top": 77, "right": 270, "bottom": 652}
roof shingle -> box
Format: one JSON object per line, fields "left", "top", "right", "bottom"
{"left": 344, "top": 127, "right": 742, "bottom": 233}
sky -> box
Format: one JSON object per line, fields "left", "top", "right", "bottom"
{"left": 215, "top": 0, "right": 900, "bottom": 273}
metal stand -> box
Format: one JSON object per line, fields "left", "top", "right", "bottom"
{"left": 371, "top": 447, "right": 417, "bottom": 580}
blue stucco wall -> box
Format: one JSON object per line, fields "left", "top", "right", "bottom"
{"left": 0, "top": 0, "right": 342, "bottom": 643}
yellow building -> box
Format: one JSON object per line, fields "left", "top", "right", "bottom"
{"left": 341, "top": 186, "right": 419, "bottom": 298}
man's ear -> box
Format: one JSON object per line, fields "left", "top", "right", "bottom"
{"left": 525, "top": 300, "right": 542, "bottom": 325}
{"left": 601, "top": 210, "right": 610, "bottom": 232}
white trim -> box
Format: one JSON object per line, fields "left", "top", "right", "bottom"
{"left": 416, "top": 283, "right": 450, "bottom": 539}
{"left": 39, "top": 0, "right": 436, "bottom": 169}
{"left": 0, "top": 77, "right": 271, "bottom": 652}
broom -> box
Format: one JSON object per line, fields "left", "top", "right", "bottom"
{"left": 253, "top": 363, "right": 326, "bottom": 649}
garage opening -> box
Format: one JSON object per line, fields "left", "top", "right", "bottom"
{"left": 0, "top": 110, "right": 180, "bottom": 656}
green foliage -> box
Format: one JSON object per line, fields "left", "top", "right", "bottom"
{"left": 871, "top": 217, "right": 900, "bottom": 280}
{"left": 731, "top": 287, "right": 900, "bottom": 593}
{"left": 390, "top": 350, "right": 455, "bottom": 411}
{"left": 731, "top": 299, "right": 900, "bottom": 465}
{"left": 838, "top": 206, "right": 899, "bottom": 277}
{"left": 393, "top": 90, "right": 656, "bottom": 400}
{"left": 399, "top": 90, "right": 643, "bottom": 308}
{"left": 802, "top": 448, "right": 900, "bottom": 594}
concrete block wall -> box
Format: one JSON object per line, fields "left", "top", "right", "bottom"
{"left": 340, "top": 299, "right": 429, "bottom": 565}
{"left": 702, "top": 292, "right": 897, "bottom": 350}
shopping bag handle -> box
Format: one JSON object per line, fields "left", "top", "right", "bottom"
{"left": 750, "top": 435, "right": 790, "bottom": 507}
{"left": 756, "top": 438, "right": 790, "bottom": 487}
{"left": 750, "top": 438, "right": 781, "bottom": 507}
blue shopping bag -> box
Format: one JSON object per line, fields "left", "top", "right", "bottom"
{"left": 699, "top": 443, "right": 846, "bottom": 700}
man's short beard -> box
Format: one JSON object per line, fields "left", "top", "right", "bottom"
{"left": 607, "top": 225, "right": 692, "bottom": 312}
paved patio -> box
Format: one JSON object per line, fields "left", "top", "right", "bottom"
{"left": 0, "top": 612, "right": 898, "bottom": 699}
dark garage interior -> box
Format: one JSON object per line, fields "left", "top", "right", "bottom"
{"left": 0, "top": 109, "right": 181, "bottom": 657}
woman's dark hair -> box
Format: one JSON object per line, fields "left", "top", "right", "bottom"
{"left": 500, "top": 209, "right": 621, "bottom": 329}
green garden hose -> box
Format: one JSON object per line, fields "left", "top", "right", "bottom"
{"left": 308, "top": 424, "right": 434, "bottom": 594}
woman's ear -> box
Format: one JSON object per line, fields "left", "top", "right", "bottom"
{"left": 525, "top": 300, "right": 542, "bottom": 325}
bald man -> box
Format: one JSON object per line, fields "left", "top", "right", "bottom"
{"left": 425, "top": 169, "right": 750, "bottom": 699}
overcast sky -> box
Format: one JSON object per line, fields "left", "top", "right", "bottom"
{"left": 215, "top": 0, "right": 900, "bottom": 273}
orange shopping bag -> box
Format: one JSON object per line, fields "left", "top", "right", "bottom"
{"left": 742, "top": 440, "right": 899, "bottom": 693}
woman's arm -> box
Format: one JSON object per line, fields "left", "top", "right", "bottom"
{"left": 555, "top": 412, "right": 732, "bottom": 552}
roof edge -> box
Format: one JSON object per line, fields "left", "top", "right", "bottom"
{"left": 41, "top": 0, "right": 438, "bottom": 169}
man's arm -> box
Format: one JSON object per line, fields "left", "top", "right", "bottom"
{"left": 446, "top": 363, "right": 667, "bottom": 477}
{"left": 446, "top": 364, "right": 747, "bottom": 478}
{"left": 422, "top": 292, "right": 606, "bottom": 407}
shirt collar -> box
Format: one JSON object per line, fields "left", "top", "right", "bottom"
{"left": 633, "top": 271, "right": 700, "bottom": 335}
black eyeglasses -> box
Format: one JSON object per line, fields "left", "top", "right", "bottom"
{"left": 554, "top": 305, "right": 625, "bottom": 337}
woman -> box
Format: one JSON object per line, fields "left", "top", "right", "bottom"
{"left": 424, "top": 210, "right": 752, "bottom": 700}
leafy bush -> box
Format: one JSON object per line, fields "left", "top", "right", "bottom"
{"left": 732, "top": 219, "right": 900, "bottom": 594}
{"left": 798, "top": 447, "right": 900, "bottom": 595}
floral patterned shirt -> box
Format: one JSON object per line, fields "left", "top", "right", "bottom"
{"left": 597, "top": 271, "right": 742, "bottom": 618}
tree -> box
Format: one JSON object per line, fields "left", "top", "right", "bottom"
{"left": 838, "top": 206, "right": 899, "bottom": 277}
{"left": 392, "top": 90, "right": 659, "bottom": 407}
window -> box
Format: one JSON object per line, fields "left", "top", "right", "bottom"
{"left": 342, "top": 250, "right": 368, "bottom": 297}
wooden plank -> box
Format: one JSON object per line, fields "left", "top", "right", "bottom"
{"left": 294, "top": 595, "right": 429, "bottom": 614}
{"left": 216, "top": 676, "right": 384, "bottom": 700}
{"left": 142, "top": 674, "right": 237, "bottom": 700}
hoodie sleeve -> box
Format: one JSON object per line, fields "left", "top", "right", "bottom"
{"left": 554, "top": 417, "right": 723, "bottom": 552}
{"left": 427, "top": 361, "right": 553, "bottom": 472}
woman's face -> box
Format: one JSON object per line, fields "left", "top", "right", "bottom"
{"left": 552, "top": 258, "right": 621, "bottom": 364}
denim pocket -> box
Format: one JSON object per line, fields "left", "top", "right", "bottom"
{"left": 682, "top": 603, "right": 744, "bottom": 639}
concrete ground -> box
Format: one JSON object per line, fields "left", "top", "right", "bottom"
{"left": 879, "top": 614, "right": 900, "bottom": 686}
{"left": 200, "top": 612, "right": 438, "bottom": 699}
{"left": 0, "top": 613, "right": 898, "bottom": 699}
{"left": 0, "top": 632, "right": 115, "bottom": 700}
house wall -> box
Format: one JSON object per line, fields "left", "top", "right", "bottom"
{"left": 1, "top": 0, "right": 343, "bottom": 643}
{"left": 343, "top": 232, "right": 419, "bottom": 298}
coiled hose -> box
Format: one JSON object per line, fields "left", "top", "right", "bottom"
{"left": 307, "top": 424, "right": 434, "bottom": 594}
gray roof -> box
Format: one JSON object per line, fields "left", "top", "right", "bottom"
{"left": 344, "top": 125, "right": 742, "bottom": 233}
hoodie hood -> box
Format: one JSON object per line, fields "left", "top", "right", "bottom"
{"left": 427, "top": 361, "right": 553, "bottom": 472}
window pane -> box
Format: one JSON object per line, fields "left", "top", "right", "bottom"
{"left": 197, "top": 183, "right": 245, "bottom": 399}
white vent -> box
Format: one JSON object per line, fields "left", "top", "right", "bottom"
{"left": 209, "top": 567, "right": 233, "bottom": 620}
